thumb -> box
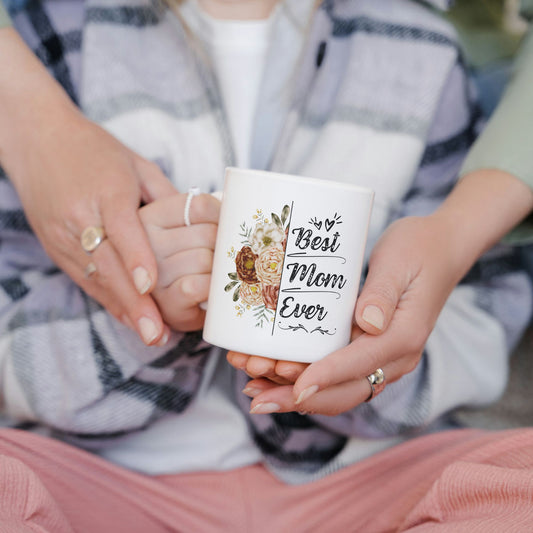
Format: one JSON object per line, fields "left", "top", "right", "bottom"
{"left": 135, "top": 157, "right": 177, "bottom": 202}
{"left": 354, "top": 253, "right": 411, "bottom": 335}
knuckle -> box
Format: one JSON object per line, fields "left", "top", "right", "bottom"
{"left": 275, "top": 362, "right": 300, "bottom": 382}
{"left": 200, "top": 223, "right": 218, "bottom": 247}
{"left": 67, "top": 200, "right": 99, "bottom": 228}
{"left": 193, "top": 194, "right": 219, "bottom": 222}
{"left": 365, "top": 283, "right": 399, "bottom": 308}
{"left": 196, "top": 249, "right": 214, "bottom": 273}
{"left": 191, "top": 194, "right": 210, "bottom": 216}
{"left": 46, "top": 222, "right": 74, "bottom": 251}
{"left": 142, "top": 160, "right": 161, "bottom": 175}
{"left": 360, "top": 344, "right": 386, "bottom": 374}
{"left": 174, "top": 276, "right": 193, "bottom": 298}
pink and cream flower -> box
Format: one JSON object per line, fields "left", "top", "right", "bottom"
{"left": 261, "top": 284, "right": 280, "bottom": 310}
{"left": 255, "top": 245, "right": 284, "bottom": 285}
{"left": 238, "top": 282, "right": 264, "bottom": 306}
{"left": 250, "top": 222, "right": 286, "bottom": 254}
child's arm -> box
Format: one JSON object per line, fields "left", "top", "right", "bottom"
{"left": 0, "top": 26, "right": 175, "bottom": 345}
{"left": 139, "top": 192, "right": 221, "bottom": 332}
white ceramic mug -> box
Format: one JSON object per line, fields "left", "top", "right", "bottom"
{"left": 203, "top": 167, "right": 374, "bottom": 363}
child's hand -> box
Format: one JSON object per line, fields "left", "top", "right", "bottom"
{"left": 140, "top": 192, "right": 221, "bottom": 332}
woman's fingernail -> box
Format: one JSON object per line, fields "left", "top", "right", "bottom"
{"left": 133, "top": 267, "right": 152, "bottom": 295}
{"left": 362, "top": 305, "right": 384, "bottom": 330}
{"left": 295, "top": 385, "right": 319, "bottom": 405}
{"left": 242, "top": 387, "right": 262, "bottom": 398}
{"left": 138, "top": 317, "right": 159, "bottom": 345}
{"left": 156, "top": 331, "right": 169, "bottom": 347}
{"left": 250, "top": 402, "right": 280, "bottom": 415}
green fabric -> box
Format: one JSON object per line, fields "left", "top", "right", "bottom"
{"left": 522, "top": 0, "right": 533, "bottom": 19}
{"left": 460, "top": 30, "right": 533, "bottom": 243}
{"left": 446, "top": 0, "right": 525, "bottom": 67}
{"left": 0, "top": 2, "right": 11, "bottom": 28}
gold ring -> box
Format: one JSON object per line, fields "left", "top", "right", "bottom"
{"left": 81, "top": 226, "right": 106, "bottom": 254}
{"left": 84, "top": 261, "right": 97, "bottom": 278}
{"left": 365, "top": 368, "right": 385, "bottom": 402}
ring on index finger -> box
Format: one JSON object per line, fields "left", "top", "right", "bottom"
{"left": 81, "top": 226, "right": 107, "bottom": 254}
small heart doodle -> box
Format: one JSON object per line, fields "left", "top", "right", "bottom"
{"left": 324, "top": 213, "right": 342, "bottom": 231}
{"left": 309, "top": 217, "right": 322, "bottom": 230}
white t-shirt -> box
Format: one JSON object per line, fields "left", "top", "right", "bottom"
{"left": 207, "top": 11, "right": 273, "bottom": 168}
{"left": 101, "top": 2, "right": 274, "bottom": 474}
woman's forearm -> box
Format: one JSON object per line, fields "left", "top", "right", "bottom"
{"left": 432, "top": 169, "right": 533, "bottom": 281}
{"left": 0, "top": 27, "right": 81, "bottom": 180}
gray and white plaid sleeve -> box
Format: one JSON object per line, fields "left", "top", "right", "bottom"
{"left": 313, "top": 57, "right": 533, "bottom": 440}
{"left": 0, "top": 166, "right": 210, "bottom": 439}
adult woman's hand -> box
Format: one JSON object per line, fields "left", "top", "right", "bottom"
{"left": 0, "top": 28, "right": 176, "bottom": 345}
{"left": 228, "top": 170, "right": 533, "bottom": 415}
{"left": 229, "top": 214, "right": 457, "bottom": 415}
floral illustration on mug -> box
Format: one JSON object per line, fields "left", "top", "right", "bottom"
{"left": 226, "top": 205, "right": 291, "bottom": 327}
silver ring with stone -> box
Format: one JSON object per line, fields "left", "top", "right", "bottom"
{"left": 365, "top": 368, "right": 386, "bottom": 402}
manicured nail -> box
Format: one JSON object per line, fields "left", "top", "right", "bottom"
{"left": 133, "top": 267, "right": 152, "bottom": 295}
{"left": 242, "top": 387, "right": 263, "bottom": 398}
{"left": 250, "top": 402, "right": 280, "bottom": 415}
{"left": 362, "top": 305, "right": 384, "bottom": 330}
{"left": 138, "top": 317, "right": 159, "bottom": 345}
{"left": 295, "top": 385, "right": 319, "bottom": 405}
{"left": 156, "top": 331, "right": 169, "bottom": 347}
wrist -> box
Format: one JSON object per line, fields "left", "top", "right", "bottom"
{"left": 432, "top": 169, "right": 533, "bottom": 262}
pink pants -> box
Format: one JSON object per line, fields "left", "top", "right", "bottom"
{"left": 1, "top": 428, "right": 533, "bottom": 533}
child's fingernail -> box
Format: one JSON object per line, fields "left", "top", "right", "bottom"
{"left": 250, "top": 402, "right": 280, "bottom": 415}
{"left": 133, "top": 267, "right": 152, "bottom": 295}
{"left": 242, "top": 387, "right": 262, "bottom": 398}
{"left": 362, "top": 305, "right": 384, "bottom": 330}
{"left": 138, "top": 317, "right": 159, "bottom": 345}
{"left": 181, "top": 278, "right": 194, "bottom": 296}
{"left": 295, "top": 385, "right": 319, "bottom": 405}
